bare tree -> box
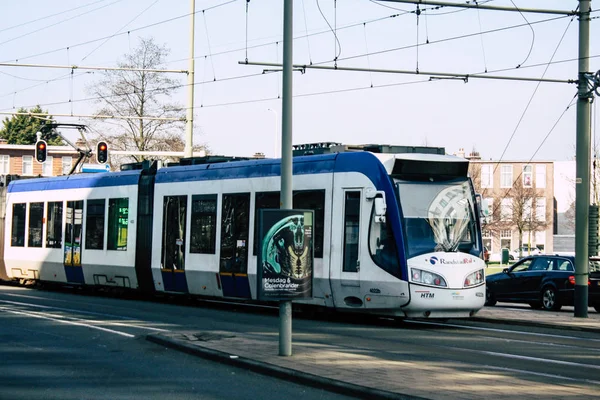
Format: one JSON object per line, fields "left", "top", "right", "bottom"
{"left": 88, "top": 37, "right": 206, "bottom": 166}
{"left": 469, "top": 162, "right": 551, "bottom": 256}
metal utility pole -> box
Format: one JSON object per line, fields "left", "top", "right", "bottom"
{"left": 574, "top": 0, "right": 592, "bottom": 318}
{"left": 279, "top": 0, "right": 293, "bottom": 357}
{"left": 184, "top": 0, "right": 196, "bottom": 158}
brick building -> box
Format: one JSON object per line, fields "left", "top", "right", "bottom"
{"left": 0, "top": 140, "right": 82, "bottom": 179}
{"left": 460, "top": 149, "right": 556, "bottom": 260}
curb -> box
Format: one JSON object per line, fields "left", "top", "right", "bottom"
{"left": 146, "top": 333, "right": 426, "bottom": 400}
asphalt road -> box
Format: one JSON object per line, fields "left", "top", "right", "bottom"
{"left": 1, "top": 284, "right": 599, "bottom": 399}
{"left": 0, "top": 285, "right": 353, "bottom": 400}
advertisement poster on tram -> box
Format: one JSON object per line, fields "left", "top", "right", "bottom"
{"left": 257, "top": 209, "right": 314, "bottom": 301}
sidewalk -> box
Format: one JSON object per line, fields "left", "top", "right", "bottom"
{"left": 146, "top": 307, "right": 600, "bottom": 400}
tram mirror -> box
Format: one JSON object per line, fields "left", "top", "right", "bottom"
{"left": 374, "top": 197, "right": 386, "bottom": 223}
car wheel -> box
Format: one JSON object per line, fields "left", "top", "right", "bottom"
{"left": 509, "top": 255, "right": 514, "bottom": 261}
{"left": 529, "top": 302, "right": 542, "bottom": 310}
{"left": 541, "top": 286, "right": 562, "bottom": 311}
{"left": 485, "top": 286, "right": 497, "bottom": 306}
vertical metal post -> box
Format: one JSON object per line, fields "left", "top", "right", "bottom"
{"left": 574, "top": 0, "right": 591, "bottom": 318}
{"left": 184, "top": 0, "right": 196, "bottom": 158}
{"left": 279, "top": 0, "right": 293, "bottom": 356}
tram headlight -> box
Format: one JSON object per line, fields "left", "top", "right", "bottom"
{"left": 464, "top": 269, "right": 485, "bottom": 288}
{"left": 410, "top": 268, "right": 447, "bottom": 288}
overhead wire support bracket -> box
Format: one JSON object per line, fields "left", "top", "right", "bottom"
{"left": 582, "top": 70, "right": 600, "bottom": 98}
{"left": 374, "top": 0, "right": 576, "bottom": 16}
{"left": 239, "top": 60, "right": 575, "bottom": 84}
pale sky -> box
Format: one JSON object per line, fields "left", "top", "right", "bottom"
{"left": 0, "top": 0, "right": 598, "bottom": 160}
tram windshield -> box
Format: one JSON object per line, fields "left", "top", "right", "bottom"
{"left": 397, "top": 179, "right": 479, "bottom": 258}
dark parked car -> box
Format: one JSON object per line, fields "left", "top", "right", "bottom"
{"left": 485, "top": 254, "right": 600, "bottom": 312}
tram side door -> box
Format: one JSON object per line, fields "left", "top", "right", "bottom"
{"left": 219, "top": 193, "right": 251, "bottom": 299}
{"left": 64, "top": 200, "right": 85, "bottom": 284}
{"left": 330, "top": 189, "right": 363, "bottom": 308}
{"left": 161, "top": 195, "right": 189, "bottom": 293}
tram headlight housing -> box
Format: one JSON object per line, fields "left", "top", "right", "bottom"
{"left": 464, "top": 269, "right": 485, "bottom": 288}
{"left": 410, "top": 268, "right": 447, "bottom": 288}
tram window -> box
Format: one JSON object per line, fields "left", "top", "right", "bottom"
{"left": 11, "top": 203, "right": 26, "bottom": 247}
{"left": 85, "top": 199, "right": 105, "bottom": 250}
{"left": 46, "top": 201, "right": 63, "bottom": 248}
{"left": 107, "top": 198, "right": 128, "bottom": 251}
{"left": 28, "top": 202, "right": 44, "bottom": 248}
{"left": 343, "top": 192, "right": 360, "bottom": 272}
{"left": 253, "top": 191, "right": 280, "bottom": 255}
{"left": 293, "top": 190, "right": 324, "bottom": 258}
{"left": 190, "top": 194, "right": 217, "bottom": 254}
{"left": 369, "top": 207, "right": 399, "bottom": 271}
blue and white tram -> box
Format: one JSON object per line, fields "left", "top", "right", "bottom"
{"left": 3, "top": 148, "right": 486, "bottom": 318}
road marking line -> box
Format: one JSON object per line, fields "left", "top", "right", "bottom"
{"left": 0, "top": 299, "right": 170, "bottom": 332}
{"left": 0, "top": 306, "right": 135, "bottom": 338}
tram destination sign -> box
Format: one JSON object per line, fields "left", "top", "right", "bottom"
{"left": 257, "top": 209, "right": 314, "bottom": 301}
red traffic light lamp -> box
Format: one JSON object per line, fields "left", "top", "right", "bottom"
{"left": 35, "top": 140, "right": 47, "bottom": 163}
{"left": 97, "top": 141, "right": 108, "bottom": 164}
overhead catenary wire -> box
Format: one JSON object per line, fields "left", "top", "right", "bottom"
{"left": 80, "top": 0, "right": 161, "bottom": 62}
{"left": 0, "top": 0, "right": 110, "bottom": 35}
{"left": 493, "top": 10, "right": 576, "bottom": 173}
{"left": 0, "top": 0, "right": 238, "bottom": 64}
{"left": 0, "top": 0, "right": 124, "bottom": 48}
{"left": 510, "top": 0, "right": 536, "bottom": 68}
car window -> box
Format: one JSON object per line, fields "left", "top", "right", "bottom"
{"left": 511, "top": 260, "right": 532, "bottom": 273}
{"left": 529, "top": 258, "right": 545, "bottom": 271}
{"left": 556, "top": 260, "right": 574, "bottom": 272}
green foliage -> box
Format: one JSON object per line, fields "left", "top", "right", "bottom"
{"left": 0, "top": 106, "right": 63, "bottom": 145}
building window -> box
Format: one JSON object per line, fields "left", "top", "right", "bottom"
{"left": 42, "top": 156, "right": 53, "bottom": 176}
{"left": 482, "top": 230, "right": 492, "bottom": 253}
{"left": 500, "top": 165, "right": 513, "bottom": 188}
{"left": 484, "top": 197, "right": 493, "bottom": 222}
{"left": 523, "top": 165, "right": 533, "bottom": 188}
{"left": 535, "top": 231, "right": 545, "bottom": 251}
{"left": 501, "top": 198, "right": 512, "bottom": 221}
{"left": 536, "top": 164, "right": 546, "bottom": 188}
{"left": 0, "top": 155, "right": 9, "bottom": 174}
{"left": 536, "top": 197, "right": 546, "bottom": 221}
{"left": 500, "top": 229, "right": 512, "bottom": 252}
{"left": 481, "top": 164, "right": 493, "bottom": 188}
{"left": 62, "top": 157, "right": 73, "bottom": 175}
{"left": 22, "top": 156, "right": 33, "bottom": 175}
{"left": 523, "top": 199, "right": 533, "bottom": 221}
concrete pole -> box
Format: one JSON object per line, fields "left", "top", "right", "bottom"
{"left": 279, "top": 0, "right": 293, "bottom": 356}
{"left": 184, "top": 0, "right": 196, "bottom": 158}
{"left": 574, "top": 0, "right": 592, "bottom": 318}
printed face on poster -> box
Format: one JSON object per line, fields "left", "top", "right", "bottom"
{"left": 257, "top": 209, "right": 314, "bottom": 301}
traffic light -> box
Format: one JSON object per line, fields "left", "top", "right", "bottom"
{"left": 97, "top": 141, "right": 108, "bottom": 164}
{"left": 35, "top": 140, "right": 47, "bottom": 163}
